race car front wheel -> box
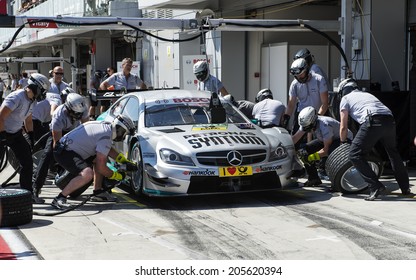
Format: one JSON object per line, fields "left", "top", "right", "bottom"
{"left": 325, "top": 143, "right": 384, "bottom": 194}
{"left": 129, "top": 142, "right": 144, "bottom": 196}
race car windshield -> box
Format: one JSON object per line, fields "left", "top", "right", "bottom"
{"left": 145, "top": 103, "right": 247, "bottom": 127}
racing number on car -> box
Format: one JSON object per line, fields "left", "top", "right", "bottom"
{"left": 219, "top": 166, "right": 253, "bottom": 177}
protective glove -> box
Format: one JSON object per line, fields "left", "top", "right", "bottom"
{"left": 115, "top": 153, "right": 134, "bottom": 164}
{"left": 307, "top": 152, "right": 321, "bottom": 162}
{"left": 282, "top": 114, "right": 291, "bottom": 130}
{"left": 108, "top": 171, "right": 126, "bottom": 181}
{"left": 27, "top": 131, "right": 35, "bottom": 150}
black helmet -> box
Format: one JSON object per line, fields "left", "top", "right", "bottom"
{"left": 193, "top": 61, "right": 209, "bottom": 82}
{"left": 338, "top": 78, "right": 359, "bottom": 96}
{"left": 111, "top": 114, "right": 135, "bottom": 142}
{"left": 293, "top": 48, "right": 314, "bottom": 66}
{"left": 255, "top": 88, "right": 273, "bottom": 103}
{"left": 290, "top": 58, "right": 310, "bottom": 83}
{"left": 27, "top": 73, "right": 50, "bottom": 101}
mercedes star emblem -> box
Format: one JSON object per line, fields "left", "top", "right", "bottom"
{"left": 227, "top": 150, "right": 243, "bottom": 166}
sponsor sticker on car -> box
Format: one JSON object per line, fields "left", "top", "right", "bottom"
{"left": 219, "top": 166, "right": 253, "bottom": 177}
{"left": 192, "top": 124, "right": 228, "bottom": 131}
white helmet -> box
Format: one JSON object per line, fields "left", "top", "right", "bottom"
{"left": 112, "top": 114, "right": 135, "bottom": 142}
{"left": 337, "top": 78, "right": 358, "bottom": 96}
{"left": 290, "top": 58, "right": 310, "bottom": 83}
{"left": 193, "top": 61, "right": 209, "bottom": 82}
{"left": 298, "top": 106, "right": 318, "bottom": 132}
{"left": 65, "top": 93, "right": 86, "bottom": 120}
{"left": 27, "top": 73, "right": 50, "bottom": 101}
{"left": 255, "top": 88, "right": 273, "bottom": 103}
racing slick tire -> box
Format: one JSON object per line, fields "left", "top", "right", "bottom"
{"left": 325, "top": 143, "right": 384, "bottom": 194}
{"left": 55, "top": 169, "right": 92, "bottom": 199}
{"left": 129, "top": 142, "right": 144, "bottom": 196}
{"left": 0, "top": 188, "right": 33, "bottom": 227}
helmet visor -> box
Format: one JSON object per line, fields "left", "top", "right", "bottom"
{"left": 114, "top": 125, "right": 127, "bottom": 142}
{"left": 195, "top": 70, "right": 208, "bottom": 81}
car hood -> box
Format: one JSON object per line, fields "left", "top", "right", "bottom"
{"left": 146, "top": 123, "right": 283, "bottom": 154}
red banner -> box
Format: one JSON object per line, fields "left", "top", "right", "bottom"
{"left": 27, "top": 19, "right": 59, "bottom": 28}
{"left": 0, "top": 0, "right": 7, "bottom": 15}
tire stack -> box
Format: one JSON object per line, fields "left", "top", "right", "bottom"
{"left": 0, "top": 188, "right": 33, "bottom": 227}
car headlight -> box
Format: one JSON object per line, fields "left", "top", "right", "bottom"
{"left": 268, "top": 144, "right": 288, "bottom": 161}
{"left": 159, "top": 148, "right": 195, "bottom": 166}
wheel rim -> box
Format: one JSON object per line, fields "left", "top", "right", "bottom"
{"left": 130, "top": 144, "right": 143, "bottom": 193}
{"left": 340, "top": 161, "right": 380, "bottom": 192}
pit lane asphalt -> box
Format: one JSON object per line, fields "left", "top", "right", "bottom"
{"left": 0, "top": 162, "right": 415, "bottom": 260}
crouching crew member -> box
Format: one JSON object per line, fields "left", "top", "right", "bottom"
{"left": 293, "top": 106, "right": 353, "bottom": 187}
{"left": 51, "top": 114, "right": 136, "bottom": 209}
{"left": 32, "top": 93, "right": 89, "bottom": 201}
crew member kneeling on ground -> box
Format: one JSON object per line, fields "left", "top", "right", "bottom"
{"left": 293, "top": 106, "right": 353, "bottom": 187}
{"left": 51, "top": 114, "right": 136, "bottom": 209}
{"left": 32, "top": 93, "right": 89, "bottom": 201}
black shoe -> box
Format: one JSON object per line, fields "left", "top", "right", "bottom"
{"left": 365, "top": 185, "right": 386, "bottom": 201}
{"left": 401, "top": 188, "right": 412, "bottom": 195}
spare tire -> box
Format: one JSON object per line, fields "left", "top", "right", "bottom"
{"left": 325, "top": 143, "right": 384, "bottom": 194}
{"left": 0, "top": 188, "right": 33, "bottom": 227}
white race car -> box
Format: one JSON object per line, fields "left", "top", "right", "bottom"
{"left": 99, "top": 89, "right": 303, "bottom": 196}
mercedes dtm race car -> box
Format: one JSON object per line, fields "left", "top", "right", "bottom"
{"left": 98, "top": 89, "right": 303, "bottom": 196}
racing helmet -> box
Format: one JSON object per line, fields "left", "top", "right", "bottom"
{"left": 65, "top": 93, "right": 86, "bottom": 120}
{"left": 27, "top": 73, "right": 50, "bottom": 101}
{"left": 290, "top": 58, "right": 310, "bottom": 83}
{"left": 112, "top": 114, "right": 135, "bottom": 142}
{"left": 298, "top": 106, "right": 318, "bottom": 132}
{"left": 193, "top": 61, "right": 209, "bottom": 82}
{"left": 337, "top": 78, "right": 359, "bottom": 96}
{"left": 61, "top": 87, "right": 76, "bottom": 103}
{"left": 255, "top": 88, "right": 273, "bottom": 103}
{"left": 293, "top": 48, "right": 314, "bottom": 66}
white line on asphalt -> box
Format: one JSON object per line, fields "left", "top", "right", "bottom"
{"left": 306, "top": 235, "right": 341, "bottom": 242}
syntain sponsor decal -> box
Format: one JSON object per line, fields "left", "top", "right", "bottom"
{"left": 183, "top": 169, "right": 216, "bottom": 176}
{"left": 183, "top": 131, "right": 266, "bottom": 149}
{"left": 255, "top": 165, "right": 282, "bottom": 172}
